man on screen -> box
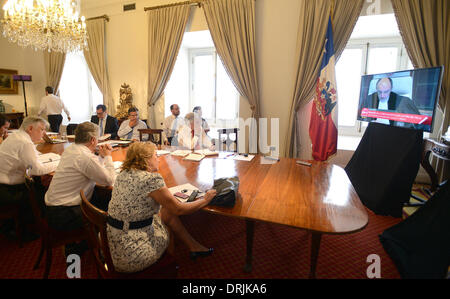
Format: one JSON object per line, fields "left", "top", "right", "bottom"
{"left": 361, "top": 77, "right": 422, "bottom": 129}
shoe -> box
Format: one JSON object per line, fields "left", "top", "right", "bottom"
{"left": 190, "top": 248, "right": 214, "bottom": 260}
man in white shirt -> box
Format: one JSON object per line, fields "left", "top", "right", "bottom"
{"left": 45, "top": 121, "right": 116, "bottom": 256}
{"left": 117, "top": 107, "right": 148, "bottom": 141}
{"left": 163, "top": 104, "right": 183, "bottom": 145}
{"left": 174, "top": 112, "right": 213, "bottom": 150}
{"left": 0, "top": 116, "right": 58, "bottom": 240}
{"left": 38, "top": 86, "right": 71, "bottom": 133}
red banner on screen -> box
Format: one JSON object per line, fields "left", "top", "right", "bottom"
{"left": 361, "top": 108, "right": 432, "bottom": 125}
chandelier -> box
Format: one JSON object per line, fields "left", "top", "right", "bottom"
{"left": 1, "top": 0, "right": 88, "bottom": 53}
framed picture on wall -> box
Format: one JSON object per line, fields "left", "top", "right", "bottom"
{"left": 0, "top": 69, "right": 18, "bottom": 94}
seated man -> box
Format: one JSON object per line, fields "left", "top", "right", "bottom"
{"left": 0, "top": 116, "right": 58, "bottom": 240}
{"left": 117, "top": 107, "right": 148, "bottom": 141}
{"left": 362, "top": 77, "right": 422, "bottom": 129}
{"left": 173, "top": 112, "right": 213, "bottom": 150}
{"left": 0, "top": 113, "right": 10, "bottom": 144}
{"left": 45, "top": 121, "right": 116, "bottom": 256}
{"left": 91, "top": 104, "right": 119, "bottom": 139}
{"left": 163, "top": 104, "right": 183, "bottom": 145}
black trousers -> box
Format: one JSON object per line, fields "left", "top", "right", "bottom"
{"left": 47, "top": 114, "right": 63, "bottom": 133}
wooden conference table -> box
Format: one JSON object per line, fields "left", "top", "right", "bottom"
{"left": 37, "top": 142, "right": 368, "bottom": 278}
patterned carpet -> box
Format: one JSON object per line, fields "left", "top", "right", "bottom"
{"left": 0, "top": 207, "right": 405, "bottom": 279}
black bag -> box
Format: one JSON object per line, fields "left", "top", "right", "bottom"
{"left": 209, "top": 177, "right": 239, "bottom": 207}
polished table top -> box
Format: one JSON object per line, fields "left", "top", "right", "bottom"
{"left": 37, "top": 142, "right": 368, "bottom": 235}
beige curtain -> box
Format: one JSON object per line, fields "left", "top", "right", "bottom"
{"left": 43, "top": 52, "right": 66, "bottom": 95}
{"left": 147, "top": 4, "right": 190, "bottom": 129}
{"left": 202, "top": 0, "right": 259, "bottom": 152}
{"left": 83, "top": 18, "right": 114, "bottom": 114}
{"left": 284, "top": 0, "right": 364, "bottom": 157}
{"left": 391, "top": 0, "right": 450, "bottom": 182}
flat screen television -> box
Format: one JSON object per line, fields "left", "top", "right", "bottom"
{"left": 357, "top": 66, "right": 443, "bottom": 132}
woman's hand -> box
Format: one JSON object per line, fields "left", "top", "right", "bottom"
{"left": 203, "top": 189, "right": 217, "bottom": 204}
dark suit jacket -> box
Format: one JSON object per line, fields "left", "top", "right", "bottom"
{"left": 360, "top": 92, "right": 422, "bottom": 129}
{"left": 91, "top": 114, "right": 119, "bottom": 139}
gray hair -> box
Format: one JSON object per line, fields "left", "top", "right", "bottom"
{"left": 75, "top": 121, "right": 99, "bottom": 144}
{"left": 20, "top": 116, "right": 49, "bottom": 131}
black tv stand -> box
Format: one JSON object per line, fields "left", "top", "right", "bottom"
{"left": 345, "top": 122, "right": 423, "bottom": 217}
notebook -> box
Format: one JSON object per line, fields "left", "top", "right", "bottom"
{"left": 168, "top": 183, "right": 204, "bottom": 203}
{"left": 183, "top": 153, "right": 205, "bottom": 162}
{"left": 170, "top": 150, "right": 192, "bottom": 157}
{"left": 37, "top": 153, "right": 61, "bottom": 164}
{"left": 194, "top": 149, "right": 219, "bottom": 156}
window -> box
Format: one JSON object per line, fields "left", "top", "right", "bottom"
{"left": 335, "top": 14, "right": 413, "bottom": 137}
{"left": 59, "top": 51, "right": 103, "bottom": 125}
{"left": 165, "top": 30, "right": 239, "bottom": 135}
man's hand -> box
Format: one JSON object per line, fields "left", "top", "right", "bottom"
{"left": 68, "top": 116, "right": 71, "bottom": 122}
{"left": 98, "top": 144, "right": 112, "bottom": 158}
{"left": 129, "top": 119, "right": 137, "bottom": 128}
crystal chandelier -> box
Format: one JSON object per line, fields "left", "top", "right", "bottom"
{"left": 1, "top": 0, "right": 88, "bottom": 53}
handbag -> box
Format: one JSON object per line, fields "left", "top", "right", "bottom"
{"left": 209, "top": 176, "right": 239, "bottom": 207}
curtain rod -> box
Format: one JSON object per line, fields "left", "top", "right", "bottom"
{"left": 86, "top": 14, "right": 110, "bottom": 22}
{"left": 144, "top": 0, "right": 203, "bottom": 12}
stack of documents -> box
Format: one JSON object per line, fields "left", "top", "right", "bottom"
{"left": 183, "top": 153, "right": 205, "bottom": 162}
{"left": 37, "top": 153, "right": 61, "bottom": 167}
{"left": 219, "top": 153, "right": 255, "bottom": 161}
{"left": 156, "top": 150, "right": 171, "bottom": 156}
{"left": 194, "top": 149, "right": 219, "bottom": 156}
{"left": 170, "top": 150, "right": 192, "bottom": 157}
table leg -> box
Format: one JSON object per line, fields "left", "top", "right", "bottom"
{"left": 243, "top": 219, "right": 255, "bottom": 273}
{"left": 309, "top": 232, "right": 322, "bottom": 279}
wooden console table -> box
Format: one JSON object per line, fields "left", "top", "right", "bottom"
{"left": 5, "top": 112, "right": 24, "bottom": 129}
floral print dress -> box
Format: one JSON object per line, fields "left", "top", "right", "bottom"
{"left": 107, "top": 169, "right": 169, "bottom": 273}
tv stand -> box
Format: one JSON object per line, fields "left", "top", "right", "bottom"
{"left": 345, "top": 122, "right": 423, "bottom": 217}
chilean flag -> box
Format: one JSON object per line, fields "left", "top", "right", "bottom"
{"left": 309, "top": 16, "right": 338, "bottom": 161}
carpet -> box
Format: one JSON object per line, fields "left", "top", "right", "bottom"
{"left": 0, "top": 207, "right": 403, "bottom": 279}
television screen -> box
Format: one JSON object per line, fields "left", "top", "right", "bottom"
{"left": 357, "top": 66, "right": 443, "bottom": 132}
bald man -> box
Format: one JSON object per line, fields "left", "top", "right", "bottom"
{"left": 361, "top": 77, "right": 421, "bottom": 128}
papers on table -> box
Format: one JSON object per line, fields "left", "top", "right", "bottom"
{"left": 194, "top": 149, "right": 219, "bottom": 156}
{"left": 219, "top": 153, "right": 255, "bottom": 161}
{"left": 168, "top": 183, "right": 204, "bottom": 203}
{"left": 98, "top": 140, "right": 132, "bottom": 147}
{"left": 170, "top": 150, "right": 192, "bottom": 157}
{"left": 183, "top": 153, "right": 205, "bottom": 162}
{"left": 156, "top": 150, "right": 171, "bottom": 156}
{"left": 66, "top": 135, "right": 75, "bottom": 139}
{"left": 37, "top": 153, "right": 61, "bottom": 167}
{"left": 99, "top": 134, "right": 111, "bottom": 141}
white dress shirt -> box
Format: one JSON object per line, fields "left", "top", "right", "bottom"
{"left": 45, "top": 144, "right": 116, "bottom": 207}
{"left": 176, "top": 124, "right": 212, "bottom": 149}
{"left": 163, "top": 115, "right": 183, "bottom": 141}
{"left": 376, "top": 99, "right": 390, "bottom": 125}
{"left": 117, "top": 119, "right": 148, "bottom": 140}
{"left": 0, "top": 130, "right": 58, "bottom": 185}
{"left": 38, "top": 94, "right": 70, "bottom": 117}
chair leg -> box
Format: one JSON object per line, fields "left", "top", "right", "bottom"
{"left": 34, "top": 238, "right": 45, "bottom": 269}
{"left": 43, "top": 246, "right": 52, "bottom": 279}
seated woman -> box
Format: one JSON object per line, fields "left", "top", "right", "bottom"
{"left": 107, "top": 142, "right": 217, "bottom": 273}
{"left": 173, "top": 112, "right": 214, "bottom": 150}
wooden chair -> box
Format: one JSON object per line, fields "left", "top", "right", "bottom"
{"left": 24, "top": 170, "right": 87, "bottom": 279}
{"left": 66, "top": 123, "right": 78, "bottom": 135}
{"left": 0, "top": 203, "right": 22, "bottom": 248}
{"left": 80, "top": 190, "right": 178, "bottom": 279}
{"left": 217, "top": 128, "right": 239, "bottom": 152}
{"left": 138, "top": 128, "right": 163, "bottom": 145}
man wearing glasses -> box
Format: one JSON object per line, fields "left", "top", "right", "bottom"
{"left": 91, "top": 104, "right": 119, "bottom": 139}
{"left": 117, "top": 107, "right": 149, "bottom": 141}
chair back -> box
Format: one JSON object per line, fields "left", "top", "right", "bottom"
{"left": 80, "top": 189, "right": 117, "bottom": 278}
{"left": 138, "top": 129, "right": 163, "bottom": 145}
{"left": 24, "top": 168, "right": 45, "bottom": 221}
{"left": 66, "top": 123, "right": 78, "bottom": 136}
{"left": 217, "top": 128, "right": 239, "bottom": 152}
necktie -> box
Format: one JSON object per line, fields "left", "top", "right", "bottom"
{"left": 99, "top": 118, "right": 104, "bottom": 136}
{"left": 127, "top": 128, "right": 133, "bottom": 140}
